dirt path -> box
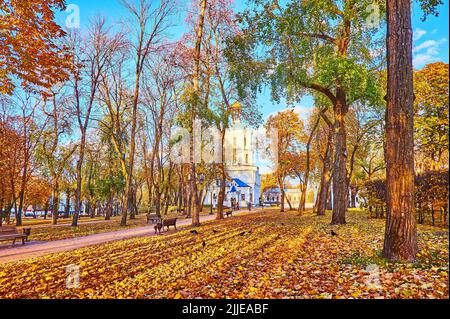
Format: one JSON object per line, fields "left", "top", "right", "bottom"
{"left": 0, "top": 210, "right": 254, "bottom": 264}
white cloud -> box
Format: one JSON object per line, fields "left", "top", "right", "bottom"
{"left": 413, "top": 39, "right": 437, "bottom": 52}
{"left": 413, "top": 28, "right": 427, "bottom": 41}
{"left": 413, "top": 54, "right": 436, "bottom": 66}
{"left": 413, "top": 37, "right": 447, "bottom": 68}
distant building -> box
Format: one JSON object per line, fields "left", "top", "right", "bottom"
{"left": 284, "top": 188, "right": 316, "bottom": 209}
{"left": 262, "top": 186, "right": 317, "bottom": 209}
{"left": 204, "top": 103, "right": 261, "bottom": 208}
{"left": 262, "top": 188, "right": 282, "bottom": 206}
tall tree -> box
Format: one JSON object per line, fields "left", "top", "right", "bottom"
{"left": 119, "top": 0, "right": 174, "bottom": 226}
{"left": 0, "top": 0, "right": 70, "bottom": 94}
{"left": 70, "top": 18, "right": 123, "bottom": 227}
{"left": 189, "top": 0, "right": 208, "bottom": 227}
{"left": 265, "top": 110, "right": 305, "bottom": 212}
{"left": 382, "top": 0, "right": 442, "bottom": 261}
{"left": 313, "top": 110, "right": 334, "bottom": 216}
{"left": 11, "top": 92, "right": 47, "bottom": 226}
{"left": 414, "top": 62, "right": 449, "bottom": 173}
{"left": 39, "top": 89, "right": 77, "bottom": 225}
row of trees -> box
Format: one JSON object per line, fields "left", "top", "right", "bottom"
{"left": 0, "top": 0, "right": 262, "bottom": 228}
{"left": 224, "top": 0, "right": 446, "bottom": 262}
{"left": 363, "top": 171, "right": 449, "bottom": 227}
{"left": 0, "top": 0, "right": 446, "bottom": 262}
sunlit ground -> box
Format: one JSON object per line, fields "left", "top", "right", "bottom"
{"left": 0, "top": 209, "right": 448, "bottom": 299}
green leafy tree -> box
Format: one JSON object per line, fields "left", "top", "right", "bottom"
{"left": 226, "top": 0, "right": 384, "bottom": 224}
{"left": 414, "top": 62, "right": 449, "bottom": 172}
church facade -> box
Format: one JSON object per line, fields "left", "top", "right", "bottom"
{"left": 203, "top": 106, "right": 261, "bottom": 209}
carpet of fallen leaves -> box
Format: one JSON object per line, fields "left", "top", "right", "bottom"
{"left": 0, "top": 210, "right": 448, "bottom": 299}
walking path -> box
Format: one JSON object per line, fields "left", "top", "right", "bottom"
{"left": 0, "top": 210, "right": 253, "bottom": 264}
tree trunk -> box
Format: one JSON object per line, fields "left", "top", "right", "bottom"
{"left": 299, "top": 114, "right": 320, "bottom": 214}
{"left": 90, "top": 202, "right": 96, "bottom": 219}
{"left": 285, "top": 192, "right": 293, "bottom": 211}
{"left": 298, "top": 184, "right": 306, "bottom": 214}
{"left": 72, "top": 130, "right": 86, "bottom": 227}
{"left": 64, "top": 189, "right": 71, "bottom": 219}
{"left": 43, "top": 201, "right": 49, "bottom": 220}
{"left": 431, "top": 206, "right": 435, "bottom": 226}
{"left": 52, "top": 184, "right": 60, "bottom": 226}
{"left": 278, "top": 176, "right": 285, "bottom": 212}
{"left": 105, "top": 192, "right": 113, "bottom": 221}
{"left": 316, "top": 125, "right": 333, "bottom": 216}
{"left": 217, "top": 129, "right": 226, "bottom": 220}
{"left": 190, "top": 0, "right": 208, "bottom": 228}
{"left": 382, "top": 0, "right": 418, "bottom": 262}
{"left": 155, "top": 190, "right": 162, "bottom": 218}
{"left": 130, "top": 187, "right": 137, "bottom": 219}
{"left": 331, "top": 94, "right": 348, "bottom": 225}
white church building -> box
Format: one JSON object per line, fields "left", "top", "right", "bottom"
{"left": 203, "top": 104, "right": 261, "bottom": 209}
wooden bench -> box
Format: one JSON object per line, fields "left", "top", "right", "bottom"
{"left": 147, "top": 214, "right": 161, "bottom": 224}
{"left": 0, "top": 226, "right": 31, "bottom": 245}
{"left": 162, "top": 218, "right": 177, "bottom": 231}
{"left": 225, "top": 210, "right": 233, "bottom": 218}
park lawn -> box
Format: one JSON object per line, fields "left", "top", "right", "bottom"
{"left": 0, "top": 210, "right": 447, "bottom": 299}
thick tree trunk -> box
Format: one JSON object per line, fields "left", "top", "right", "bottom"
{"left": 155, "top": 190, "right": 162, "bottom": 218}
{"left": 382, "top": 0, "right": 418, "bottom": 262}
{"left": 331, "top": 95, "right": 348, "bottom": 225}
{"left": 105, "top": 193, "right": 113, "bottom": 221}
{"left": 16, "top": 166, "right": 27, "bottom": 227}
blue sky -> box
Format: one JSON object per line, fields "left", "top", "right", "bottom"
{"left": 56, "top": 0, "right": 449, "bottom": 120}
